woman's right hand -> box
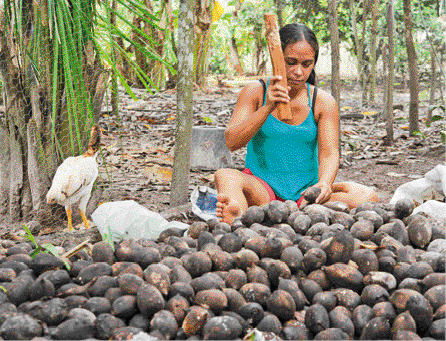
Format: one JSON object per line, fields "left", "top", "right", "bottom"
{"left": 264, "top": 75, "right": 291, "bottom": 108}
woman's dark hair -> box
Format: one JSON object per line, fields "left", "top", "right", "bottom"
{"left": 279, "top": 23, "right": 319, "bottom": 85}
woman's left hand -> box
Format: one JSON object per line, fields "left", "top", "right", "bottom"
{"left": 313, "top": 181, "right": 332, "bottom": 204}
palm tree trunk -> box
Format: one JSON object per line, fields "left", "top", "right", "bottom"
{"left": 0, "top": 1, "right": 106, "bottom": 223}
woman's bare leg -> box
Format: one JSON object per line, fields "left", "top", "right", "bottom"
{"left": 329, "top": 182, "right": 379, "bottom": 208}
{"left": 214, "top": 168, "right": 271, "bottom": 224}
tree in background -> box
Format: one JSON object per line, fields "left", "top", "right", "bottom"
{"left": 170, "top": 0, "right": 195, "bottom": 207}
{"left": 274, "top": 0, "right": 284, "bottom": 28}
{"left": 130, "top": 0, "right": 174, "bottom": 90}
{"left": 369, "top": 0, "right": 380, "bottom": 104}
{"left": 328, "top": 0, "right": 341, "bottom": 107}
{"left": 194, "top": 0, "right": 214, "bottom": 85}
{"left": 402, "top": 0, "right": 420, "bottom": 135}
{"left": 384, "top": 0, "right": 395, "bottom": 145}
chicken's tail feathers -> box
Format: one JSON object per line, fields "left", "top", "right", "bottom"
{"left": 46, "top": 187, "right": 67, "bottom": 204}
{"left": 85, "top": 125, "right": 101, "bottom": 157}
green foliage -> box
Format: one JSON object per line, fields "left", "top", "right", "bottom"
{"left": 94, "top": 0, "right": 175, "bottom": 96}
{"left": 102, "top": 226, "right": 117, "bottom": 251}
{"left": 430, "top": 105, "right": 446, "bottom": 143}
{"left": 202, "top": 116, "right": 213, "bottom": 123}
{"left": 3, "top": 0, "right": 173, "bottom": 161}
{"left": 22, "top": 225, "right": 71, "bottom": 270}
{"left": 208, "top": 0, "right": 444, "bottom": 82}
{"left": 413, "top": 130, "right": 426, "bottom": 139}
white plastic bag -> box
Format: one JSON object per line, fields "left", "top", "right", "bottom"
{"left": 413, "top": 200, "right": 446, "bottom": 221}
{"left": 190, "top": 185, "right": 218, "bottom": 221}
{"left": 91, "top": 200, "right": 189, "bottom": 242}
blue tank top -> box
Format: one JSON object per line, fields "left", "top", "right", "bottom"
{"left": 245, "top": 81, "right": 318, "bottom": 200}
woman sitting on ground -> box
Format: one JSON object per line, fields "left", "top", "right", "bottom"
{"left": 214, "top": 22, "right": 379, "bottom": 224}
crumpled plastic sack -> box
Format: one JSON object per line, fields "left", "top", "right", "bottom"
{"left": 91, "top": 200, "right": 189, "bottom": 242}
{"left": 190, "top": 185, "right": 218, "bottom": 221}
{"left": 390, "top": 164, "right": 446, "bottom": 220}
{"left": 413, "top": 200, "right": 446, "bottom": 221}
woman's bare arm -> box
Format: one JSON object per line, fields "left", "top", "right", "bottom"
{"left": 225, "top": 76, "right": 289, "bottom": 151}
{"left": 314, "top": 89, "right": 340, "bottom": 203}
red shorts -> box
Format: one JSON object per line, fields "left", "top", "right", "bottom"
{"left": 242, "top": 168, "right": 304, "bottom": 207}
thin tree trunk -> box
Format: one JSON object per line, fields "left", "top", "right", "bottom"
{"left": 384, "top": 2, "right": 395, "bottom": 146}
{"left": 403, "top": 0, "right": 419, "bottom": 135}
{"left": 350, "top": 0, "right": 363, "bottom": 96}
{"left": 147, "top": 0, "right": 168, "bottom": 89}
{"left": 361, "top": 0, "right": 371, "bottom": 106}
{"left": 369, "top": 0, "right": 380, "bottom": 104}
{"left": 440, "top": 44, "right": 445, "bottom": 103}
{"left": 382, "top": 43, "right": 388, "bottom": 108}
{"left": 328, "top": 0, "right": 341, "bottom": 106}
{"left": 254, "top": 24, "right": 267, "bottom": 75}
{"left": 111, "top": 0, "right": 119, "bottom": 117}
{"left": 230, "top": 37, "right": 244, "bottom": 75}
{"left": 170, "top": 0, "right": 194, "bottom": 207}
{"left": 275, "top": 0, "right": 284, "bottom": 28}
{"left": 166, "top": 0, "right": 178, "bottom": 86}
{"left": 194, "top": 0, "right": 213, "bottom": 86}
{"left": 0, "top": 123, "right": 9, "bottom": 217}
{"left": 427, "top": 46, "right": 436, "bottom": 126}
{"left": 131, "top": 0, "right": 167, "bottom": 89}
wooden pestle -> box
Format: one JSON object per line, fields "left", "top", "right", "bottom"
{"left": 264, "top": 13, "right": 292, "bottom": 121}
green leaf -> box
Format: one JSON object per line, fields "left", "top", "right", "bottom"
{"left": 30, "top": 246, "right": 43, "bottom": 259}
{"left": 42, "top": 243, "right": 71, "bottom": 271}
{"left": 22, "top": 224, "right": 38, "bottom": 248}
{"left": 102, "top": 226, "right": 116, "bottom": 251}
{"left": 0, "top": 286, "right": 7, "bottom": 293}
{"left": 441, "top": 131, "right": 445, "bottom": 144}
{"left": 202, "top": 116, "right": 213, "bottom": 123}
{"left": 431, "top": 105, "right": 445, "bottom": 113}
{"left": 413, "top": 131, "right": 426, "bottom": 139}
{"left": 431, "top": 115, "right": 444, "bottom": 122}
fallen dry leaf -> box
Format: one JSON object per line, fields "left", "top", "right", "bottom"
{"left": 386, "top": 172, "right": 407, "bottom": 177}
{"left": 146, "top": 165, "right": 172, "bottom": 182}
{"left": 201, "top": 174, "right": 215, "bottom": 184}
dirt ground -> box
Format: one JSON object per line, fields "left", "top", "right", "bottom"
{"left": 94, "top": 76, "right": 445, "bottom": 223}
{"left": 1, "top": 76, "right": 444, "bottom": 239}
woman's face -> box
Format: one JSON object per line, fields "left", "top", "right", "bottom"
{"left": 283, "top": 39, "right": 316, "bottom": 88}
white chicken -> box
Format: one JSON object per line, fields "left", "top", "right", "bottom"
{"left": 46, "top": 125, "right": 101, "bottom": 231}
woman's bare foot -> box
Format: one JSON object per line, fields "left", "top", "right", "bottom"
{"left": 216, "top": 193, "right": 242, "bottom": 224}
